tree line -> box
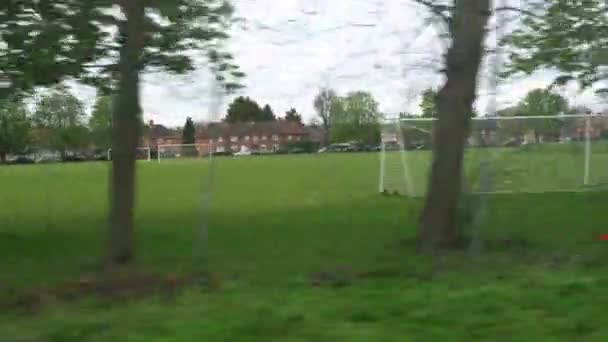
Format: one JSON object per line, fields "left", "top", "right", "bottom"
{"left": 0, "top": 86, "right": 115, "bottom": 162}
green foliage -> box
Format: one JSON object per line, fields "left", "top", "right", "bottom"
{"left": 88, "top": 95, "right": 113, "bottom": 150}
{"left": 520, "top": 88, "right": 569, "bottom": 117}
{"left": 503, "top": 0, "right": 608, "bottom": 95}
{"left": 284, "top": 108, "right": 302, "bottom": 123}
{"left": 261, "top": 104, "right": 276, "bottom": 121}
{"left": 33, "top": 86, "right": 89, "bottom": 153}
{"left": 0, "top": 0, "right": 244, "bottom": 98}
{"left": 520, "top": 88, "right": 569, "bottom": 142}
{"left": 420, "top": 88, "right": 438, "bottom": 118}
{"left": 0, "top": 99, "right": 31, "bottom": 161}
{"left": 182, "top": 117, "right": 196, "bottom": 145}
{"left": 0, "top": 1, "right": 108, "bottom": 98}
{"left": 284, "top": 140, "right": 319, "bottom": 153}
{"left": 330, "top": 91, "right": 381, "bottom": 144}
{"left": 181, "top": 116, "right": 198, "bottom": 157}
{"left": 419, "top": 88, "right": 476, "bottom": 118}
{"left": 224, "top": 96, "right": 275, "bottom": 123}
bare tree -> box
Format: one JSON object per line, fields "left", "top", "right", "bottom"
{"left": 416, "top": 0, "right": 491, "bottom": 251}
{"left": 313, "top": 88, "right": 338, "bottom": 146}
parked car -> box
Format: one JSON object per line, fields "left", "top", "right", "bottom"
{"left": 36, "top": 153, "right": 61, "bottom": 163}
{"left": 233, "top": 150, "right": 252, "bottom": 156}
{"left": 62, "top": 152, "right": 87, "bottom": 162}
{"left": 12, "top": 155, "right": 36, "bottom": 164}
{"left": 317, "top": 143, "right": 350, "bottom": 153}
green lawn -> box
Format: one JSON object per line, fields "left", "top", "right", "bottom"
{"left": 1, "top": 151, "right": 608, "bottom": 341}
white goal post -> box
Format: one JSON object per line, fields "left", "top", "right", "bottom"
{"left": 379, "top": 114, "right": 608, "bottom": 197}
{"left": 106, "top": 147, "right": 152, "bottom": 161}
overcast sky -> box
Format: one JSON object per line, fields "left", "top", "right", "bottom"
{"left": 72, "top": 0, "right": 606, "bottom": 127}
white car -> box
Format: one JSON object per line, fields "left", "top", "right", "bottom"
{"left": 233, "top": 150, "right": 252, "bottom": 156}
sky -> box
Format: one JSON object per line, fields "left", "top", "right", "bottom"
{"left": 72, "top": 0, "right": 606, "bottom": 127}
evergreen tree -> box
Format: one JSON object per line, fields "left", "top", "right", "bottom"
{"left": 284, "top": 108, "right": 302, "bottom": 123}
{"left": 182, "top": 116, "right": 197, "bottom": 157}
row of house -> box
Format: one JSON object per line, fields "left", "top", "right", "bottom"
{"left": 143, "top": 120, "right": 325, "bottom": 155}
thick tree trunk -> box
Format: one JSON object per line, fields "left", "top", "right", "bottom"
{"left": 418, "top": 0, "right": 491, "bottom": 251}
{"left": 107, "top": 1, "right": 145, "bottom": 266}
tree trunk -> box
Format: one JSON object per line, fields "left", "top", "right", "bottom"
{"left": 0, "top": 151, "right": 6, "bottom": 164}
{"left": 107, "top": 1, "right": 145, "bottom": 266}
{"left": 418, "top": 0, "right": 491, "bottom": 251}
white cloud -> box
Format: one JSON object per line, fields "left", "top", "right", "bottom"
{"left": 71, "top": 0, "right": 605, "bottom": 127}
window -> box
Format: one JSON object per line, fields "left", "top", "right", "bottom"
{"left": 261, "top": 135, "right": 268, "bottom": 141}
{"left": 252, "top": 135, "right": 259, "bottom": 142}
{"left": 272, "top": 144, "right": 279, "bottom": 151}
{"left": 287, "top": 135, "right": 293, "bottom": 141}
{"left": 218, "top": 137, "right": 223, "bottom": 142}
{"left": 216, "top": 146, "right": 225, "bottom": 152}
{"left": 260, "top": 144, "right": 267, "bottom": 151}
{"left": 230, "top": 136, "right": 238, "bottom": 142}
{"left": 231, "top": 144, "right": 239, "bottom": 151}
{"left": 244, "top": 135, "right": 250, "bottom": 141}
{"left": 209, "top": 138, "right": 214, "bottom": 144}
{"left": 295, "top": 136, "right": 301, "bottom": 141}
{"left": 272, "top": 134, "right": 279, "bottom": 141}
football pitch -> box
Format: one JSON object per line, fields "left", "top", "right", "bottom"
{"left": 2, "top": 149, "right": 608, "bottom": 340}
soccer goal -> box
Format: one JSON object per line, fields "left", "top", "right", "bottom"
{"left": 379, "top": 114, "right": 608, "bottom": 197}
{"left": 106, "top": 147, "right": 152, "bottom": 161}
{"left": 157, "top": 143, "right": 211, "bottom": 163}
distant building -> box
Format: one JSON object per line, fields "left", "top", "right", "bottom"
{"left": 142, "top": 120, "right": 181, "bottom": 147}
{"left": 195, "top": 120, "right": 310, "bottom": 154}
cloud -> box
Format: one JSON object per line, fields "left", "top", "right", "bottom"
{"left": 71, "top": 0, "right": 605, "bottom": 127}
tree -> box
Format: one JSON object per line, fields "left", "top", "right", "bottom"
{"left": 420, "top": 88, "right": 439, "bottom": 118}
{"left": 101, "top": 0, "right": 243, "bottom": 266}
{"left": 261, "top": 104, "right": 276, "bottom": 121}
{"left": 0, "top": 99, "right": 31, "bottom": 163}
{"left": 313, "top": 88, "right": 340, "bottom": 146}
{"left": 0, "top": 1, "right": 106, "bottom": 100}
{"left": 331, "top": 91, "right": 381, "bottom": 144}
{"left": 503, "top": 0, "right": 608, "bottom": 96}
{"left": 34, "top": 86, "right": 89, "bottom": 156}
{"left": 284, "top": 108, "right": 302, "bottom": 123}
{"left": 224, "top": 96, "right": 264, "bottom": 123}
{"left": 420, "top": 87, "right": 477, "bottom": 118}
{"left": 89, "top": 95, "right": 113, "bottom": 150}
{"left": 182, "top": 116, "right": 197, "bottom": 157}
{"left": 2, "top": 0, "right": 244, "bottom": 266}
{"left": 518, "top": 88, "right": 569, "bottom": 142}
{"left": 416, "top": 0, "right": 491, "bottom": 251}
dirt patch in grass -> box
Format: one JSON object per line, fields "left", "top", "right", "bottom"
{"left": 0, "top": 271, "right": 220, "bottom": 315}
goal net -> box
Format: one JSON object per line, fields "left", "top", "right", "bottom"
{"left": 380, "top": 114, "right": 608, "bottom": 197}
{"left": 157, "top": 143, "right": 211, "bottom": 162}
{"left": 107, "top": 147, "right": 152, "bottom": 161}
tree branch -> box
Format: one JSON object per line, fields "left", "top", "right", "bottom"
{"left": 411, "top": 0, "right": 452, "bottom": 27}
{"left": 495, "top": 6, "right": 542, "bottom": 19}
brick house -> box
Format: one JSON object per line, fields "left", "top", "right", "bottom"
{"left": 195, "top": 120, "right": 310, "bottom": 154}
{"left": 142, "top": 120, "right": 181, "bottom": 147}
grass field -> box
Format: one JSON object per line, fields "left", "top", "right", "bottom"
{"left": 2, "top": 150, "right": 608, "bottom": 341}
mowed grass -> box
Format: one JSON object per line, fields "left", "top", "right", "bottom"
{"left": 2, "top": 150, "right": 608, "bottom": 341}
